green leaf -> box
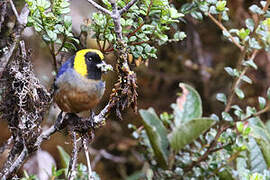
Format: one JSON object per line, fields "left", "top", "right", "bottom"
{"left": 222, "top": 112, "right": 233, "bottom": 121}
{"left": 243, "top": 59, "right": 258, "bottom": 70}
{"left": 217, "top": 169, "right": 234, "bottom": 180}
{"left": 169, "top": 7, "right": 184, "bottom": 19}
{"left": 57, "top": 146, "right": 70, "bottom": 177}
{"left": 248, "top": 137, "right": 268, "bottom": 173}
{"left": 237, "top": 122, "right": 244, "bottom": 133}
{"left": 191, "top": 11, "right": 203, "bottom": 20}
{"left": 247, "top": 107, "right": 257, "bottom": 117}
{"left": 126, "top": 171, "right": 145, "bottom": 180}
{"left": 144, "top": 44, "right": 151, "bottom": 53}
{"left": 216, "top": 1, "right": 226, "bottom": 12}
{"left": 236, "top": 151, "right": 248, "bottom": 177}
{"left": 168, "top": 118, "right": 216, "bottom": 151}
{"left": 209, "top": 5, "right": 218, "bottom": 14}
{"left": 53, "top": 168, "right": 65, "bottom": 177}
{"left": 171, "top": 83, "right": 202, "bottom": 126}
{"left": 136, "top": 45, "right": 143, "bottom": 54}
{"left": 222, "top": 11, "right": 229, "bottom": 21}
{"left": 249, "top": 37, "right": 262, "bottom": 49}
{"left": 246, "top": 18, "right": 255, "bottom": 31}
{"left": 47, "top": 30, "right": 57, "bottom": 41}
{"left": 180, "top": 3, "right": 194, "bottom": 14}
{"left": 249, "top": 4, "right": 264, "bottom": 15}
{"left": 216, "top": 93, "right": 227, "bottom": 104}
{"left": 60, "top": 1, "right": 70, "bottom": 8}
{"left": 173, "top": 31, "right": 186, "bottom": 41}
{"left": 224, "top": 67, "right": 236, "bottom": 77}
{"left": 241, "top": 75, "right": 252, "bottom": 84}
{"left": 258, "top": 97, "right": 266, "bottom": 109}
{"left": 266, "top": 120, "right": 270, "bottom": 132}
{"left": 37, "top": 0, "right": 51, "bottom": 10}
{"left": 60, "top": 8, "right": 70, "bottom": 14}
{"left": 256, "top": 138, "right": 270, "bottom": 168}
{"left": 267, "top": 87, "right": 270, "bottom": 100}
{"left": 71, "top": 37, "right": 79, "bottom": 44}
{"left": 237, "top": 28, "right": 250, "bottom": 40}
{"left": 64, "top": 16, "right": 72, "bottom": 28}
{"left": 235, "top": 88, "right": 245, "bottom": 99}
{"left": 63, "top": 42, "right": 76, "bottom": 50}
{"left": 139, "top": 108, "right": 169, "bottom": 169}
{"left": 42, "top": 34, "right": 51, "bottom": 42}
{"left": 261, "top": 1, "right": 267, "bottom": 7}
{"left": 199, "top": 3, "right": 209, "bottom": 13}
{"left": 207, "top": 0, "right": 217, "bottom": 4}
{"left": 129, "top": 36, "right": 137, "bottom": 42}
{"left": 55, "top": 24, "right": 64, "bottom": 33}
{"left": 210, "top": 113, "right": 219, "bottom": 121}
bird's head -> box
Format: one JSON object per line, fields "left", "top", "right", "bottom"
{"left": 73, "top": 49, "right": 112, "bottom": 80}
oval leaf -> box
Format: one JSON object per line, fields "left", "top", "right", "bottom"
{"left": 171, "top": 83, "right": 202, "bottom": 126}
{"left": 139, "top": 108, "right": 169, "bottom": 169}
{"left": 248, "top": 137, "right": 268, "bottom": 173}
{"left": 256, "top": 138, "right": 270, "bottom": 168}
{"left": 168, "top": 118, "right": 216, "bottom": 151}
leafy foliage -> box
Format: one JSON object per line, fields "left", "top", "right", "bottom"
{"left": 85, "top": 0, "right": 186, "bottom": 61}
{"left": 131, "top": 1, "right": 270, "bottom": 179}
{"left": 139, "top": 108, "right": 169, "bottom": 169}
{"left": 26, "top": 0, "right": 78, "bottom": 54}
{"left": 22, "top": 146, "right": 100, "bottom": 180}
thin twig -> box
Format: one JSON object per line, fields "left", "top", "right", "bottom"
{"left": 119, "top": 0, "right": 138, "bottom": 15}
{"left": 0, "top": 2, "right": 7, "bottom": 32}
{"left": 83, "top": 138, "right": 93, "bottom": 180}
{"left": 110, "top": 0, "right": 123, "bottom": 40}
{"left": 88, "top": 147, "right": 127, "bottom": 163}
{"left": 9, "top": 0, "right": 20, "bottom": 24}
{"left": 209, "top": 142, "right": 233, "bottom": 153}
{"left": 93, "top": 104, "right": 110, "bottom": 124}
{"left": 1, "top": 145, "right": 28, "bottom": 180}
{"left": 208, "top": 13, "right": 243, "bottom": 51}
{"left": 241, "top": 104, "right": 270, "bottom": 122}
{"left": 49, "top": 42, "right": 58, "bottom": 73}
{"left": 184, "top": 124, "right": 231, "bottom": 173}
{"left": 127, "top": 23, "right": 144, "bottom": 38}
{"left": 55, "top": 30, "right": 67, "bottom": 56}
{"left": 68, "top": 131, "right": 78, "bottom": 180}
{"left": 225, "top": 50, "right": 258, "bottom": 112}
{"left": 87, "top": 0, "right": 111, "bottom": 15}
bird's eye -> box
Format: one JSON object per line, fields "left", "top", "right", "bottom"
{"left": 87, "top": 57, "right": 92, "bottom": 62}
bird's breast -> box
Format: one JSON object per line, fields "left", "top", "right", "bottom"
{"left": 54, "top": 69, "right": 105, "bottom": 113}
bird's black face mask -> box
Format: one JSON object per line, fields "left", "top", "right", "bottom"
{"left": 85, "top": 52, "right": 103, "bottom": 80}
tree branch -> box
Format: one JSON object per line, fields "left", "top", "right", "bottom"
{"left": 86, "top": 0, "right": 111, "bottom": 15}
{"left": 119, "top": 0, "right": 138, "bottom": 15}
{"left": 1, "top": 145, "right": 28, "bottom": 180}
{"left": 9, "top": 0, "right": 20, "bottom": 24}
{"left": 0, "top": 3, "right": 29, "bottom": 78}
{"left": 184, "top": 123, "right": 232, "bottom": 173}
{"left": 225, "top": 50, "right": 258, "bottom": 112}
{"left": 93, "top": 104, "right": 111, "bottom": 124}
{"left": 208, "top": 13, "right": 243, "bottom": 51}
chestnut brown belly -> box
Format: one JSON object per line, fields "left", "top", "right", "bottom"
{"left": 54, "top": 87, "right": 101, "bottom": 113}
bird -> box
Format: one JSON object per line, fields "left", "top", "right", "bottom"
{"left": 54, "top": 49, "right": 109, "bottom": 113}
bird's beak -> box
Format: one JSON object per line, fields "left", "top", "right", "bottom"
{"left": 96, "top": 61, "right": 113, "bottom": 73}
